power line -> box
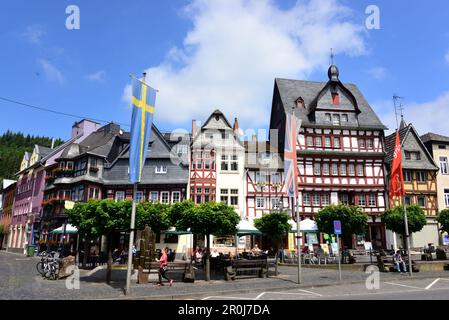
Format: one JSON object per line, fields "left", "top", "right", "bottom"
{"left": 0, "top": 96, "right": 130, "bottom": 127}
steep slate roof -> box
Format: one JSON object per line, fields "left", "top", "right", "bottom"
{"left": 57, "top": 123, "right": 123, "bottom": 160}
{"left": 36, "top": 145, "right": 53, "bottom": 158}
{"left": 421, "top": 132, "right": 449, "bottom": 144}
{"left": 385, "top": 123, "right": 438, "bottom": 171}
{"left": 274, "top": 78, "right": 387, "bottom": 130}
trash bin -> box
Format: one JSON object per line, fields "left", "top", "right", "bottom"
{"left": 27, "top": 244, "right": 36, "bottom": 257}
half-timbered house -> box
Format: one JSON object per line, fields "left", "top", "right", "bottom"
{"left": 269, "top": 64, "right": 388, "bottom": 249}
{"left": 385, "top": 120, "right": 439, "bottom": 248}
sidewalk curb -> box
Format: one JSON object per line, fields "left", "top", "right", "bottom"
{"left": 106, "top": 273, "right": 448, "bottom": 300}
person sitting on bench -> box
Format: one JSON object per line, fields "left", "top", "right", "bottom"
{"left": 393, "top": 250, "right": 407, "bottom": 273}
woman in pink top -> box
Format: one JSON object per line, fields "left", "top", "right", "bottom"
{"left": 156, "top": 247, "right": 173, "bottom": 287}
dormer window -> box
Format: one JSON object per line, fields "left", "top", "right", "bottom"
{"left": 325, "top": 113, "right": 331, "bottom": 122}
{"left": 295, "top": 97, "right": 305, "bottom": 108}
{"left": 332, "top": 93, "right": 340, "bottom": 105}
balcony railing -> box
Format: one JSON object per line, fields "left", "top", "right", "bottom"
{"left": 53, "top": 167, "right": 74, "bottom": 178}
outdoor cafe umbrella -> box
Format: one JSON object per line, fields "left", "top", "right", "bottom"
{"left": 49, "top": 224, "right": 78, "bottom": 234}
{"left": 288, "top": 218, "right": 318, "bottom": 233}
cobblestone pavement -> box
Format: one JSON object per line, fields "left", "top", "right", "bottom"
{"left": 1, "top": 250, "right": 448, "bottom": 300}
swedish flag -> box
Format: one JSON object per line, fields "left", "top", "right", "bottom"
{"left": 129, "top": 76, "right": 157, "bottom": 183}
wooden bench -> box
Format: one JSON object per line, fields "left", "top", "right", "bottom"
{"left": 225, "top": 259, "right": 269, "bottom": 280}
{"left": 377, "top": 255, "right": 419, "bottom": 273}
{"left": 137, "top": 261, "right": 192, "bottom": 284}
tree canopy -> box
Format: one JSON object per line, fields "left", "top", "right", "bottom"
{"left": 381, "top": 205, "right": 427, "bottom": 235}
{"left": 315, "top": 204, "right": 368, "bottom": 237}
{"left": 254, "top": 211, "right": 291, "bottom": 244}
{"left": 0, "top": 130, "right": 63, "bottom": 182}
{"left": 437, "top": 209, "right": 449, "bottom": 234}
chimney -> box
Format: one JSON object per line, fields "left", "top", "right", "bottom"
{"left": 233, "top": 118, "right": 239, "bottom": 131}
{"left": 71, "top": 119, "right": 102, "bottom": 139}
{"left": 192, "top": 120, "right": 198, "bottom": 138}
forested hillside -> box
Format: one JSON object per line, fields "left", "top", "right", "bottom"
{"left": 0, "top": 131, "right": 64, "bottom": 183}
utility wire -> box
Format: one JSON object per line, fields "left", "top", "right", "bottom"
{"left": 0, "top": 96, "right": 130, "bottom": 127}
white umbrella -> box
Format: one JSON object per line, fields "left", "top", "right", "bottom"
{"left": 49, "top": 224, "right": 78, "bottom": 234}
{"left": 289, "top": 218, "right": 318, "bottom": 232}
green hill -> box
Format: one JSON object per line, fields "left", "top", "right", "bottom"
{"left": 0, "top": 130, "right": 64, "bottom": 183}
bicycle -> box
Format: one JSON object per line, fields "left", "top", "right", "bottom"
{"left": 36, "top": 251, "right": 55, "bottom": 275}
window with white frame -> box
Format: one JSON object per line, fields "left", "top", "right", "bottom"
{"left": 325, "top": 137, "right": 331, "bottom": 148}
{"left": 306, "top": 136, "right": 314, "bottom": 147}
{"left": 416, "top": 171, "right": 427, "bottom": 182}
{"left": 256, "top": 197, "right": 265, "bottom": 208}
{"left": 315, "top": 136, "right": 322, "bottom": 147}
{"left": 332, "top": 114, "right": 340, "bottom": 126}
{"left": 221, "top": 155, "right": 229, "bottom": 171}
{"left": 149, "top": 191, "right": 158, "bottom": 202}
{"left": 323, "top": 163, "right": 330, "bottom": 175}
{"left": 334, "top": 137, "right": 341, "bottom": 149}
{"left": 444, "top": 189, "right": 449, "bottom": 207}
{"left": 366, "top": 139, "right": 373, "bottom": 150}
{"left": 322, "top": 194, "right": 330, "bottom": 206}
{"left": 272, "top": 198, "right": 281, "bottom": 210}
{"left": 314, "top": 163, "right": 321, "bottom": 175}
{"left": 271, "top": 172, "right": 281, "bottom": 184}
{"left": 230, "top": 155, "right": 238, "bottom": 171}
{"left": 313, "top": 194, "right": 320, "bottom": 206}
{"left": 368, "top": 194, "right": 376, "bottom": 207}
{"left": 417, "top": 196, "right": 426, "bottom": 207}
{"left": 220, "top": 189, "right": 228, "bottom": 204}
{"left": 340, "top": 163, "right": 347, "bottom": 176}
{"left": 172, "top": 191, "right": 181, "bottom": 203}
{"left": 115, "top": 191, "right": 125, "bottom": 202}
{"left": 325, "top": 113, "right": 331, "bottom": 122}
{"left": 342, "top": 114, "right": 348, "bottom": 122}
{"left": 135, "top": 191, "right": 143, "bottom": 203}
{"left": 332, "top": 163, "right": 339, "bottom": 176}
{"left": 256, "top": 171, "right": 268, "bottom": 183}
{"left": 440, "top": 157, "right": 448, "bottom": 175}
{"left": 303, "top": 193, "right": 311, "bottom": 205}
{"left": 161, "top": 191, "right": 169, "bottom": 204}
{"left": 230, "top": 189, "right": 238, "bottom": 206}
{"left": 340, "top": 194, "right": 349, "bottom": 205}
{"left": 348, "top": 163, "right": 355, "bottom": 176}
{"left": 359, "top": 138, "right": 366, "bottom": 149}
{"left": 176, "top": 144, "right": 188, "bottom": 155}
{"left": 155, "top": 165, "right": 167, "bottom": 174}
{"left": 404, "top": 170, "right": 412, "bottom": 182}
{"left": 358, "top": 195, "right": 366, "bottom": 207}
{"left": 357, "top": 163, "right": 364, "bottom": 176}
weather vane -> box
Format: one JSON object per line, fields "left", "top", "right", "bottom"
{"left": 393, "top": 94, "right": 405, "bottom": 129}
{"left": 330, "top": 48, "right": 334, "bottom": 65}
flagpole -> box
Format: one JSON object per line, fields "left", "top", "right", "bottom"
{"left": 125, "top": 72, "right": 147, "bottom": 295}
{"left": 295, "top": 196, "right": 302, "bottom": 284}
{"left": 403, "top": 198, "right": 412, "bottom": 276}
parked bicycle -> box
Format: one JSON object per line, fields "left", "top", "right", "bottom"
{"left": 36, "top": 251, "right": 61, "bottom": 280}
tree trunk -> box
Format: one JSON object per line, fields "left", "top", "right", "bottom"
{"left": 205, "top": 234, "right": 210, "bottom": 282}
{"left": 274, "top": 243, "right": 279, "bottom": 276}
{"left": 82, "top": 238, "right": 88, "bottom": 269}
{"left": 106, "top": 233, "right": 112, "bottom": 284}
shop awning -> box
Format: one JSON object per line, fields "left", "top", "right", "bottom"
{"left": 237, "top": 219, "right": 262, "bottom": 236}
{"left": 49, "top": 224, "right": 78, "bottom": 234}
{"left": 288, "top": 218, "right": 319, "bottom": 233}
{"left": 161, "top": 228, "right": 192, "bottom": 235}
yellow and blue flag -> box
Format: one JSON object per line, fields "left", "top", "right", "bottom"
{"left": 129, "top": 76, "right": 157, "bottom": 183}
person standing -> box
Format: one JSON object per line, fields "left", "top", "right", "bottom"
{"left": 156, "top": 247, "right": 173, "bottom": 287}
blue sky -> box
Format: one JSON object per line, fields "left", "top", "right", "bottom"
{"left": 1, "top": 0, "right": 449, "bottom": 140}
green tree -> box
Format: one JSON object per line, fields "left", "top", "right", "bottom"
{"left": 168, "top": 200, "right": 195, "bottom": 226}
{"left": 67, "top": 199, "right": 132, "bottom": 283}
{"left": 382, "top": 205, "right": 427, "bottom": 248}
{"left": 175, "top": 202, "right": 240, "bottom": 281}
{"left": 437, "top": 209, "right": 449, "bottom": 234}
{"left": 315, "top": 204, "right": 368, "bottom": 246}
{"left": 136, "top": 201, "right": 171, "bottom": 232}
{"left": 254, "top": 211, "right": 291, "bottom": 275}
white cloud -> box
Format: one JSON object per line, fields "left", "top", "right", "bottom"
{"left": 38, "top": 59, "right": 64, "bottom": 83}
{"left": 23, "top": 25, "right": 46, "bottom": 44}
{"left": 373, "top": 92, "right": 449, "bottom": 136}
{"left": 86, "top": 70, "right": 106, "bottom": 82}
{"left": 124, "top": 0, "right": 367, "bottom": 130}
{"left": 367, "top": 67, "right": 386, "bottom": 80}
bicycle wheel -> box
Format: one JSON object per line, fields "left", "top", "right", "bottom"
{"left": 36, "top": 261, "right": 45, "bottom": 275}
